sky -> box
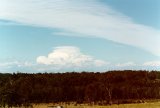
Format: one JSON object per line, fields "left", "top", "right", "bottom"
{"left": 0, "top": 0, "right": 160, "bottom": 73}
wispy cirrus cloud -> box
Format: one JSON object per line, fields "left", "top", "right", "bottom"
{"left": 0, "top": 0, "right": 160, "bottom": 57}
{"left": 0, "top": 19, "right": 22, "bottom": 26}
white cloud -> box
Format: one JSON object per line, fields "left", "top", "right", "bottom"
{"left": 94, "top": 60, "right": 109, "bottom": 67}
{"left": 37, "top": 46, "right": 108, "bottom": 68}
{"left": 0, "top": 61, "right": 34, "bottom": 69}
{"left": 116, "top": 62, "right": 136, "bottom": 67}
{"left": 0, "top": 60, "right": 40, "bottom": 72}
{"left": 0, "top": 61, "right": 19, "bottom": 68}
{"left": 0, "top": 0, "right": 160, "bottom": 56}
{"left": 143, "top": 61, "right": 160, "bottom": 67}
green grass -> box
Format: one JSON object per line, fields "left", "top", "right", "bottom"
{"left": 32, "top": 101, "right": 160, "bottom": 108}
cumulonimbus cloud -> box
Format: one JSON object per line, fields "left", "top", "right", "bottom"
{"left": 0, "top": 0, "right": 160, "bottom": 56}
{"left": 37, "top": 46, "right": 108, "bottom": 68}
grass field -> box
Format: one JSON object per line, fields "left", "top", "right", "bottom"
{"left": 32, "top": 101, "right": 160, "bottom": 108}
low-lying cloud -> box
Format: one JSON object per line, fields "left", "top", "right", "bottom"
{"left": 116, "top": 62, "right": 136, "bottom": 67}
{"left": 37, "top": 46, "right": 108, "bottom": 68}
{"left": 143, "top": 61, "right": 160, "bottom": 67}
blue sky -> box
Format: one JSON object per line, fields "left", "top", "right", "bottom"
{"left": 101, "top": 0, "right": 160, "bottom": 29}
{"left": 0, "top": 0, "right": 160, "bottom": 72}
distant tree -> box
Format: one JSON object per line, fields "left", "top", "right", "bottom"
{"left": 1, "top": 70, "right": 160, "bottom": 105}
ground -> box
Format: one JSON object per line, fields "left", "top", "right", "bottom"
{"left": 31, "top": 101, "right": 160, "bottom": 108}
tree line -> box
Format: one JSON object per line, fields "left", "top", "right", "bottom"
{"left": 0, "top": 70, "right": 160, "bottom": 107}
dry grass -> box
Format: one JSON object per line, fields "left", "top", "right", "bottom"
{"left": 32, "top": 101, "right": 160, "bottom": 108}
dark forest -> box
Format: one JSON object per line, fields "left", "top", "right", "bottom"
{"left": 0, "top": 70, "right": 160, "bottom": 107}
